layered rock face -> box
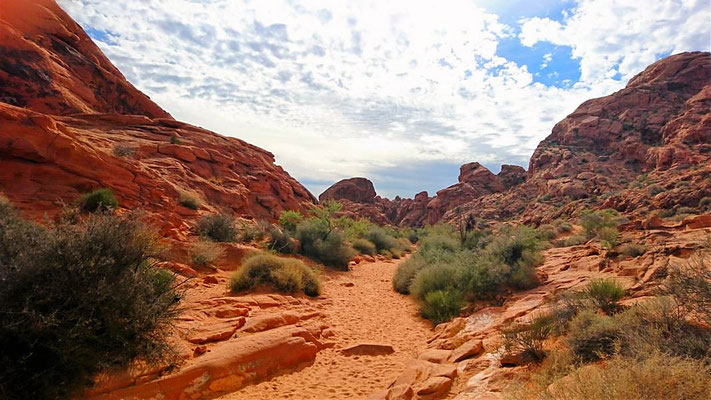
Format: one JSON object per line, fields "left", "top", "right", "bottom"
{"left": 0, "top": 0, "right": 316, "bottom": 236}
{"left": 324, "top": 52, "right": 710, "bottom": 227}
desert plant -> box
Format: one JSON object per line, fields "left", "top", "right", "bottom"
{"left": 365, "top": 227, "right": 403, "bottom": 255}
{"left": 657, "top": 208, "right": 675, "bottom": 218}
{"left": 579, "top": 208, "right": 620, "bottom": 238}
{"left": 598, "top": 226, "right": 619, "bottom": 250}
{"left": 352, "top": 238, "right": 376, "bottom": 255}
{"left": 81, "top": 188, "right": 118, "bottom": 212}
{"left": 585, "top": 278, "right": 625, "bottom": 314}
{"left": 502, "top": 313, "right": 554, "bottom": 362}
{"left": 169, "top": 134, "right": 181, "bottom": 144}
{"left": 660, "top": 252, "right": 711, "bottom": 326}
{"left": 196, "top": 213, "right": 237, "bottom": 242}
{"left": 190, "top": 239, "right": 224, "bottom": 267}
{"left": 278, "top": 210, "right": 303, "bottom": 232}
{"left": 267, "top": 225, "right": 297, "bottom": 254}
{"left": 112, "top": 143, "right": 135, "bottom": 157}
{"left": 647, "top": 184, "right": 665, "bottom": 196}
{"left": 178, "top": 192, "right": 201, "bottom": 210}
{"left": 543, "top": 353, "right": 711, "bottom": 400}
{"left": 0, "top": 208, "right": 180, "bottom": 400}
{"left": 567, "top": 310, "right": 620, "bottom": 362}
{"left": 295, "top": 219, "right": 353, "bottom": 269}
{"left": 229, "top": 253, "right": 320, "bottom": 297}
{"left": 619, "top": 243, "right": 647, "bottom": 257}
{"left": 419, "top": 289, "right": 463, "bottom": 325}
{"left": 239, "top": 220, "right": 269, "bottom": 242}
{"left": 699, "top": 196, "right": 711, "bottom": 209}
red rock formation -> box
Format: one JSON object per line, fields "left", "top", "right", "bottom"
{"left": 0, "top": 0, "right": 316, "bottom": 236}
{"left": 319, "top": 177, "right": 377, "bottom": 203}
{"left": 0, "top": 0, "right": 170, "bottom": 118}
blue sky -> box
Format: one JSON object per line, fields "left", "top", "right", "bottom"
{"left": 59, "top": 0, "right": 710, "bottom": 199}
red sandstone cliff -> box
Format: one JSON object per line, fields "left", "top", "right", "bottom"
{"left": 0, "top": 0, "right": 316, "bottom": 238}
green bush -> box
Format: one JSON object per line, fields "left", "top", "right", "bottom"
{"left": 598, "top": 226, "right": 619, "bottom": 250}
{"left": 295, "top": 219, "right": 354, "bottom": 270}
{"left": 614, "top": 299, "right": 711, "bottom": 360}
{"left": 190, "top": 239, "right": 224, "bottom": 267}
{"left": 699, "top": 196, "right": 711, "bottom": 209}
{"left": 419, "top": 289, "right": 463, "bottom": 325}
{"left": 81, "top": 188, "right": 118, "bottom": 212}
{"left": 0, "top": 207, "right": 180, "bottom": 400}
{"left": 267, "top": 226, "right": 297, "bottom": 254}
{"left": 567, "top": 310, "right": 620, "bottom": 362}
{"left": 410, "top": 264, "right": 462, "bottom": 301}
{"left": 619, "top": 243, "right": 647, "bottom": 257}
{"left": 393, "top": 240, "right": 459, "bottom": 294}
{"left": 366, "top": 227, "right": 403, "bottom": 254}
{"left": 178, "top": 192, "right": 201, "bottom": 210}
{"left": 543, "top": 353, "right": 711, "bottom": 400}
{"left": 661, "top": 253, "right": 711, "bottom": 326}
{"left": 239, "top": 220, "right": 269, "bottom": 242}
{"left": 585, "top": 278, "right": 625, "bottom": 314}
{"left": 352, "top": 238, "right": 376, "bottom": 255}
{"left": 647, "top": 184, "right": 664, "bottom": 196}
{"left": 278, "top": 210, "right": 303, "bottom": 232}
{"left": 657, "top": 208, "right": 675, "bottom": 218}
{"left": 502, "top": 313, "right": 554, "bottom": 362}
{"left": 579, "top": 209, "right": 620, "bottom": 238}
{"left": 196, "top": 213, "right": 237, "bottom": 242}
{"left": 230, "top": 253, "right": 320, "bottom": 297}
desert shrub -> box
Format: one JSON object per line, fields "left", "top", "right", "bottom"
{"left": 178, "top": 192, "right": 201, "bottom": 210}
{"left": 229, "top": 253, "right": 320, "bottom": 297}
{"left": 366, "top": 227, "right": 403, "bottom": 255}
{"left": 351, "top": 238, "right": 376, "bottom": 255}
{"left": 461, "top": 229, "right": 490, "bottom": 250}
{"left": 502, "top": 313, "right": 554, "bottom": 362}
{"left": 647, "top": 184, "right": 664, "bottom": 196}
{"left": 169, "top": 134, "right": 181, "bottom": 144}
{"left": 410, "top": 264, "right": 462, "bottom": 301}
{"left": 190, "top": 239, "right": 224, "bottom": 267}
{"left": 112, "top": 143, "right": 135, "bottom": 157}
{"left": 657, "top": 208, "right": 675, "bottom": 218}
{"left": 81, "top": 188, "right": 118, "bottom": 212}
{"left": 419, "top": 234, "right": 459, "bottom": 253}
{"left": 567, "top": 310, "right": 620, "bottom": 362}
{"left": 196, "top": 213, "right": 237, "bottom": 242}
{"left": 699, "top": 196, "right": 711, "bottom": 209}
{"left": 554, "top": 234, "right": 587, "bottom": 247}
{"left": 393, "top": 257, "right": 427, "bottom": 294}
{"left": 335, "top": 216, "right": 374, "bottom": 241}
{"left": 660, "top": 252, "right": 711, "bottom": 325}
{"left": 295, "top": 219, "right": 353, "bottom": 270}
{"left": 267, "top": 226, "right": 297, "bottom": 254}
{"left": 597, "top": 226, "right": 619, "bottom": 250}
{"left": 419, "top": 289, "right": 463, "bottom": 325}
{"left": 0, "top": 208, "right": 180, "bottom": 400}
{"left": 239, "top": 220, "right": 269, "bottom": 242}
{"left": 553, "top": 219, "right": 573, "bottom": 234}
{"left": 543, "top": 353, "right": 711, "bottom": 400}
{"left": 537, "top": 224, "right": 557, "bottom": 240}
{"left": 579, "top": 208, "right": 621, "bottom": 238}
{"left": 393, "top": 238, "right": 460, "bottom": 294}
{"left": 614, "top": 298, "right": 711, "bottom": 360}
{"left": 619, "top": 243, "right": 647, "bottom": 257}
{"left": 585, "top": 278, "right": 625, "bottom": 314}
{"left": 278, "top": 210, "right": 303, "bottom": 232}
{"left": 676, "top": 206, "right": 696, "bottom": 215}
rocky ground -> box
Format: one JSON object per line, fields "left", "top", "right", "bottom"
{"left": 83, "top": 213, "right": 710, "bottom": 400}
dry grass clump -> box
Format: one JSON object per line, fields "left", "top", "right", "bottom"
{"left": 230, "top": 253, "right": 321, "bottom": 297}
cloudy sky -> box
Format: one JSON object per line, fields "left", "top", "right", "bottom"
{"left": 58, "top": 0, "right": 710, "bottom": 198}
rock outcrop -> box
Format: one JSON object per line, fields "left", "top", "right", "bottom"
{"left": 320, "top": 163, "right": 526, "bottom": 227}
{"left": 0, "top": 0, "right": 316, "bottom": 236}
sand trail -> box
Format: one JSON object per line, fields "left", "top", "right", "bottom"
{"left": 220, "top": 257, "right": 432, "bottom": 399}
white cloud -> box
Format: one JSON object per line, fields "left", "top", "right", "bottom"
{"left": 57, "top": 0, "right": 710, "bottom": 198}
{"left": 519, "top": 0, "right": 711, "bottom": 85}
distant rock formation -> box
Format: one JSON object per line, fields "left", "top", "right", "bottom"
{"left": 320, "top": 52, "right": 711, "bottom": 227}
